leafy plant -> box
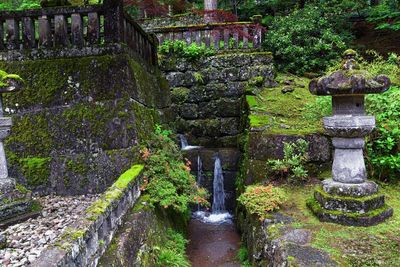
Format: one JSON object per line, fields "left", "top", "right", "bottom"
{"left": 267, "top": 139, "right": 309, "bottom": 183}
{"left": 366, "top": 86, "right": 400, "bottom": 181}
{"left": 237, "top": 246, "right": 251, "bottom": 267}
{"left": 367, "top": 0, "right": 400, "bottom": 31}
{"left": 158, "top": 40, "right": 215, "bottom": 60}
{"left": 140, "top": 125, "right": 209, "bottom": 214}
{"left": 263, "top": 5, "right": 349, "bottom": 75}
{"left": 156, "top": 228, "right": 190, "bottom": 267}
{"left": 237, "top": 184, "right": 287, "bottom": 220}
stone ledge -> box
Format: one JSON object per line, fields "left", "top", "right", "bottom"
{"left": 322, "top": 179, "right": 378, "bottom": 197}
{"left": 314, "top": 186, "right": 385, "bottom": 213}
{"left": 307, "top": 198, "right": 393, "bottom": 227}
{"left": 31, "top": 164, "right": 144, "bottom": 267}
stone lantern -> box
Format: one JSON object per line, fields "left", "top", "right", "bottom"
{"left": 307, "top": 50, "right": 393, "bottom": 226}
{"left": 0, "top": 72, "right": 34, "bottom": 224}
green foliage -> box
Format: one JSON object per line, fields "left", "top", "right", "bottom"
{"left": 159, "top": 40, "right": 215, "bottom": 60}
{"left": 237, "top": 246, "right": 251, "bottom": 267}
{"left": 156, "top": 228, "right": 190, "bottom": 267}
{"left": 267, "top": 139, "right": 309, "bottom": 183}
{"left": 367, "top": 0, "right": 400, "bottom": 31}
{"left": 366, "top": 86, "right": 400, "bottom": 181}
{"left": 263, "top": 5, "right": 349, "bottom": 75}
{"left": 19, "top": 157, "right": 51, "bottom": 186}
{"left": 0, "top": 0, "right": 40, "bottom": 10}
{"left": 141, "top": 125, "right": 209, "bottom": 214}
{"left": 237, "top": 184, "right": 287, "bottom": 220}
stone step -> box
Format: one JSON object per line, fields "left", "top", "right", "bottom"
{"left": 307, "top": 198, "right": 393, "bottom": 227}
{"left": 314, "top": 187, "right": 385, "bottom": 214}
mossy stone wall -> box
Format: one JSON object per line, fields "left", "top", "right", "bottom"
{"left": 160, "top": 52, "right": 275, "bottom": 148}
{"left": 0, "top": 52, "right": 170, "bottom": 195}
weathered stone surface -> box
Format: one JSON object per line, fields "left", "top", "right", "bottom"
{"left": 314, "top": 188, "right": 385, "bottom": 213}
{"left": 308, "top": 198, "right": 394, "bottom": 227}
{"left": 162, "top": 52, "right": 275, "bottom": 148}
{"left": 1, "top": 51, "right": 166, "bottom": 194}
{"left": 249, "top": 132, "right": 331, "bottom": 162}
{"left": 324, "top": 116, "right": 375, "bottom": 138}
{"left": 322, "top": 179, "right": 379, "bottom": 197}
{"left": 237, "top": 210, "right": 338, "bottom": 267}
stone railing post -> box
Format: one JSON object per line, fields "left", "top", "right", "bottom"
{"left": 104, "top": 0, "right": 125, "bottom": 43}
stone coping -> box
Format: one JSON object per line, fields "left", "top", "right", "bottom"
{"left": 31, "top": 164, "right": 144, "bottom": 267}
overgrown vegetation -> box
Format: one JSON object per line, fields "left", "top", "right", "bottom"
{"left": 263, "top": 5, "right": 348, "bottom": 75}
{"left": 267, "top": 139, "right": 309, "bottom": 183}
{"left": 237, "top": 246, "right": 251, "bottom": 267}
{"left": 158, "top": 40, "right": 215, "bottom": 61}
{"left": 156, "top": 228, "right": 190, "bottom": 267}
{"left": 237, "top": 184, "right": 287, "bottom": 220}
{"left": 140, "top": 125, "right": 209, "bottom": 215}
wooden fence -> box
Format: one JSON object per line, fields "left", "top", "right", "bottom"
{"left": 152, "top": 22, "right": 264, "bottom": 50}
{"left": 0, "top": 0, "right": 158, "bottom": 66}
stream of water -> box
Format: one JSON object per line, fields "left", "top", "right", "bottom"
{"left": 179, "top": 137, "right": 240, "bottom": 266}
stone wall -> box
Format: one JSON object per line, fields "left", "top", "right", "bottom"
{"left": 31, "top": 164, "right": 144, "bottom": 267}
{"left": 160, "top": 52, "right": 275, "bottom": 148}
{"left": 140, "top": 13, "right": 205, "bottom": 32}
{"left": 0, "top": 46, "right": 170, "bottom": 195}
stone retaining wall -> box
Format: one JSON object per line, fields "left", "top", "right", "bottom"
{"left": 31, "top": 164, "right": 144, "bottom": 267}
{"left": 0, "top": 47, "right": 170, "bottom": 195}
{"left": 160, "top": 51, "right": 275, "bottom": 148}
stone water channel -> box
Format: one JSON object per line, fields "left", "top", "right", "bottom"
{"left": 181, "top": 137, "right": 241, "bottom": 266}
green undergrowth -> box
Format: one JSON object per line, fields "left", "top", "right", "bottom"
{"left": 277, "top": 184, "right": 400, "bottom": 266}
{"left": 156, "top": 228, "right": 190, "bottom": 267}
{"left": 247, "top": 73, "right": 324, "bottom": 135}
{"left": 86, "top": 164, "right": 144, "bottom": 220}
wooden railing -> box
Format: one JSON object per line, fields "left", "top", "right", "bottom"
{"left": 152, "top": 22, "right": 264, "bottom": 50}
{"left": 0, "top": 0, "right": 158, "bottom": 66}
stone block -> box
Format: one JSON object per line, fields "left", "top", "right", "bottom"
{"left": 322, "top": 179, "right": 378, "bottom": 197}
{"left": 314, "top": 187, "right": 385, "bottom": 213}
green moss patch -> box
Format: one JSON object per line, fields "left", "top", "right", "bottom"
{"left": 19, "top": 157, "right": 51, "bottom": 186}
{"left": 86, "top": 164, "right": 144, "bottom": 220}
{"left": 277, "top": 184, "right": 400, "bottom": 266}
{"left": 247, "top": 73, "right": 324, "bottom": 135}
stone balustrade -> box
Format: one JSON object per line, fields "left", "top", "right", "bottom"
{"left": 0, "top": 0, "right": 158, "bottom": 66}
{"left": 152, "top": 22, "right": 264, "bottom": 50}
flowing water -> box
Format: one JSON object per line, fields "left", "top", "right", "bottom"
{"left": 188, "top": 154, "right": 240, "bottom": 266}
{"left": 179, "top": 134, "right": 201, "bottom": 151}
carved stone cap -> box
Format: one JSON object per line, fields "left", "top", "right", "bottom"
{"left": 309, "top": 50, "right": 391, "bottom": 96}
{"left": 0, "top": 70, "right": 24, "bottom": 93}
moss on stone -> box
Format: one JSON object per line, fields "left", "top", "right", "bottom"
{"left": 19, "top": 157, "right": 51, "bottom": 186}
{"left": 86, "top": 164, "right": 144, "bottom": 220}
{"left": 247, "top": 73, "right": 323, "bottom": 135}
{"left": 171, "top": 87, "right": 190, "bottom": 104}
{"left": 15, "top": 184, "right": 30, "bottom": 194}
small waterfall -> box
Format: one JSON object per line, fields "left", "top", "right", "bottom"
{"left": 197, "top": 155, "right": 203, "bottom": 186}
{"left": 179, "top": 134, "right": 189, "bottom": 149}
{"left": 212, "top": 156, "right": 226, "bottom": 213}
{"left": 178, "top": 134, "right": 201, "bottom": 151}
{"left": 193, "top": 154, "right": 232, "bottom": 224}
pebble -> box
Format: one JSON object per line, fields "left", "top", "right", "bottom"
{"left": 0, "top": 194, "right": 99, "bottom": 267}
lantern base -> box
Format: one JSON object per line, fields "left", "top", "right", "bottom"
{"left": 308, "top": 182, "right": 393, "bottom": 226}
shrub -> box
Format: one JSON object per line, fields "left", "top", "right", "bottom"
{"left": 263, "top": 5, "right": 348, "bottom": 75}
{"left": 157, "top": 228, "right": 190, "bottom": 267}
{"left": 158, "top": 40, "right": 215, "bottom": 60}
{"left": 366, "top": 86, "right": 400, "bottom": 181}
{"left": 140, "top": 125, "right": 209, "bottom": 214}
{"left": 267, "top": 139, "right": 309, "bottom": 183}
{"left": 237, "top": 184, "right": 287, "bottom": 220}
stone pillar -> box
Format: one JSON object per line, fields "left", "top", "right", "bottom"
{"left": 307, "top": 49, "right": 393, "bottom": 226}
